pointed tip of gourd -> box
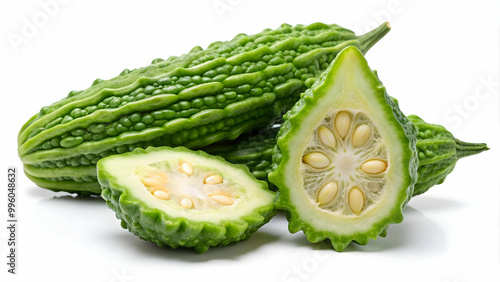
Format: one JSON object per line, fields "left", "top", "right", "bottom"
{"left": 454, "top": 138, "right": 489, "bottom": 159}
{"left": 358, "top": 22, "right": 391, "bottom": 53}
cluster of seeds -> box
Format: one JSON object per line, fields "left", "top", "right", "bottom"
{"left": 141, "top": 161, "right": 236, "bottom": 210}
{"left": 302, "top": 110, "right": 389, "bottom": 215}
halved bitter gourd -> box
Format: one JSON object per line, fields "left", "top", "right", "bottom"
{"left": 97, "top": 146, "right": 275, "bottom": 253}
{"left": 269, "top": 46, "right": 419, "bottom": 251}
{"left": 204, "top": 117, "right": 488, "bottom": 196}
{"left": 18, "top": 22, "right": 391, "bottom": 195}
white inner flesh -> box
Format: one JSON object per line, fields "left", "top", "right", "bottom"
{"left": 100, "top": 150, "right": 275, "bottom": 223}
{"left": 281, "top": 49, "right": 408, "bottom": 235}
{"left": 137, "top": 161, "right": 241, "bottom": 211}
{"left": 302, "top": 110, "right": 388, "bottom": 216}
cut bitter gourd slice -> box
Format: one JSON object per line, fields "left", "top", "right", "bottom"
{"left": 97, "top": 146, "right": 275, "bottom": 253}
{"left": 269, "top": 46, "right": 419, "bottom": 251}
{"left": 203, "top": 117, "right": 488, "bottom": 196}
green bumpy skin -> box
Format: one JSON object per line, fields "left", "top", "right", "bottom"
{"left": 97, "top": 146, "right": 276, "bottom": 253}
{"left": 204, "top": 118, "right": 488, "bottom": 196}
{"left": 18, "top": 22, "right": 391, "bottom": 195}
{"left": 407, "top": 115, "right": 488, "bottom": 196}
{"left": 268, "top": 46, "right": 419, "bottom": 251}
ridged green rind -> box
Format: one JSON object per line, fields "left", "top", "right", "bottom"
{"left": 24, "top": 169, "right": 101, "bottom": 196}
{"left": 98, "top": 146, "right": 276, "bottom": 253}
{"left": 268, "top": 46, "right": 418, "bottom": 251}
{"left": 18, "top": 22, "right": 391, "bottom": 195}
{"left": 408, "top": 115, "right": 489, "bottom": 196}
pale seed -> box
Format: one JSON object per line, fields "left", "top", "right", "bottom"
{"left": 316, "top": 182, "right": 338, "bottom": 205}
{"left": 348, "top": 187, "right": 364, "bottom": 214}
{"left": 141, "top": 177, "right": 163, "bottom": 187}
{"left": 180, "top": 198, "right": 193, "bottom": 209}
{"left": 204, "top": 175, "right": 223, "bottom": 185}
{"left": 151, "top": 172, "right": 168, "bottom": 182}
{"left": 360, "top": 160, "right": 388, "bottom": 174}
{"left": 210, "top": 195, "right": 234, "bottom": 205}
{"left": 302, "top": 152, "right": 330, "bottom": 169}
{"left": 152, "top": 190, "right": 169, "bottom": 200}
{"left": 351, "top": 124, "right": 371, "bottom": 147}
{"left": 334, "top": 111, "right": 351, "bottom": 139}
{"left": 318, "top": 126, "right": 336, "bottom": 149}
{"left": 180, "top": 162, "right": 194, "bottom": 176}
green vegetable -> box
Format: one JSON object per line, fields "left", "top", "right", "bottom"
{"left": 268, "top": 46, "right": 424, "bottom": 251}
{"left": 204, "top": 118, "right": 488, "bottom": 196}
{"left": 202, "top": 126, "right": 279, "bottom": 188}
{"left": 407, "top": 115, "right": 488, "bottom": 196}
{"left": 18, "top": 22, "right": 390, "bottom": 195}
{"left": 98, "top": 146, "right": 275, "bottom": 253}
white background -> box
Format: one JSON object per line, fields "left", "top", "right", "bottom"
{"left": 1, "top": 0, "right": 499, "bottom": 281}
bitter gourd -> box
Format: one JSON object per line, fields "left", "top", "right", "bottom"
{"left": 204, "top": 118, "right": 488, "bottom": 196}
{"left": 269, "top": 46, "right": 467, "bottom": 251}
{"left": 98, "top": 146, "right": 275, "bottom": 253}
{"left": 18, "top": 22, "right": 391, "bottom": 195}
{"left": 407, "top": 115, "right": 488, "bottom": 195}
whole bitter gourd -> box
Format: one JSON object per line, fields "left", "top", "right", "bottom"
{"left": 203, "top": 118, "right": 488, "bottom": 195}
{"left": 97, "top": 146, "right": 275, "bottom": 253}
{"left": 267, "top": 46, "right": 488, "bottom": 251}
{"left": 18, "top": 22, "right": 391, "bottom": 195}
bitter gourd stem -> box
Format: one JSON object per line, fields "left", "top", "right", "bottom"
{"left": 358, "top": 22, "right": 391, "bottom": 53}
{"left": 454, "top": 138, "right": 489, "bottom": 159}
